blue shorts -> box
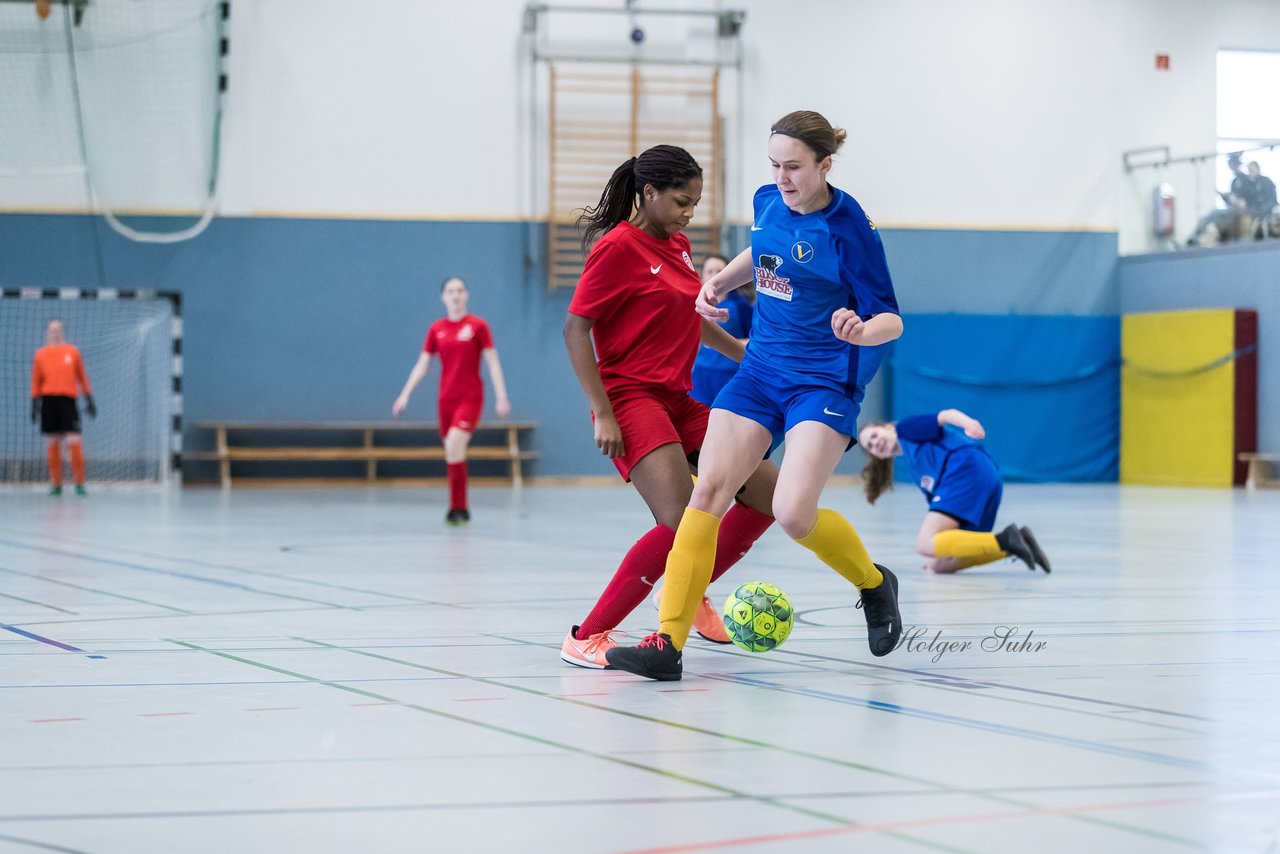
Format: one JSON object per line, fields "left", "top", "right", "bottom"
{"left": 691, "top": 363, "right": 737, "bottom": 408}
{"left": 928, "top": 449, "right": 1003, "bottom": 532}
{"left": 712, "top": 363, "right": 860, "bottom": 457}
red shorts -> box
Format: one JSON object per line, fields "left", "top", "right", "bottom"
{"left": 603, "top": 387, "right": 709, "bottom": 482}
{"left": 438, "top": 397, "right": 482, "bottom": 438}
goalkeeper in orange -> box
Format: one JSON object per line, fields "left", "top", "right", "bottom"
{"left": 31, "top": 320, "right": 96, "bottom": 496}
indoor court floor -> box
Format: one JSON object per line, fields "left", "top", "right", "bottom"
{"left": 1, "top": 482, "right": 1277, "bottom": 853}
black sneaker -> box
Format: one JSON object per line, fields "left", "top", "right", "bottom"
{"left": 1020, "top": 526, "right": 1051, "bottom": 574}
{"left": 445, "top": 508, "right": 471, "bottom": 527}
{"left": 995, "top": 524, "right": 1036, "bottom": 570}
{"left": 605, "top": 632, "right": 682, "bottom": 681}
{"left": 856, "top": 565, "right": 902, "bottom": 657}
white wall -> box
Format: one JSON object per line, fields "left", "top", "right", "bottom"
{"left": 219, "top": 0, "right": 1280, "bottom": 229}
{"left": 11, "top": 0, "right": 1280, "bottom": 231}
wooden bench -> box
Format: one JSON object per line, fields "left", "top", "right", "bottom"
{"left": 1239, "top": 452, "right": 1280, "bottom": 490}
{"left": 186, "top": 422, "right": 536, "bottom": 488}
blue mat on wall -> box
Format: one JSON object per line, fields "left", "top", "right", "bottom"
{"left": 884, "top": 314, "right": 1119, "bottom": 482}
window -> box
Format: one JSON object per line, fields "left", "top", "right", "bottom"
{"left": 1216, "top": 50, "right": 1280, "bottom": 198}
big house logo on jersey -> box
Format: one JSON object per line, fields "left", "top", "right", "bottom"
{"left": 755, "top": 254, "right": 792, "bottom": 301}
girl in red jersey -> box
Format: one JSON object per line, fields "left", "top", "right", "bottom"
{"left": 393, "top": 277, "right": 510, "bottom": 525}
{"left": 559, "top": 144, "right": 779, "bottom": 668}
{"left": 31, "top": 319, "right": 95, "bottom": 496}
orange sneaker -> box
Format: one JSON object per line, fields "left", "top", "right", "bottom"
{"left": 560, "top": 626, "right": 625, "bottom": 669}
{"left": 693, "top": 595, "right": 732, "bottom": 644}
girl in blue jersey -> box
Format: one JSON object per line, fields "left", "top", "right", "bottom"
{"left": 608, "top": 111, "right": 905, "bottom": 681}
{"left": 859, "top": 410, "right": 1051, "bottom": 574}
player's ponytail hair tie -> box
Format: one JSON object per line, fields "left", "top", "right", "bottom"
{"left": 577, "top": 145, "right": 702, "bottom": 252}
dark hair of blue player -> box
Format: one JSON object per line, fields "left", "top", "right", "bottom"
{"left": 440, "top": 276, "right": 466, "bottom": 293}
{"left": 861, "top": 422, "right": 895, "bottom": 504}
{"left": 770, "top": 110, "right": 848, "bottom": 161}
{"left": 577, "top": 144, "right": 703, "bottom": 252}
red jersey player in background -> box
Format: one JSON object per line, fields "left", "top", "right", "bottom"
{"left": 31, "top": 319, "right": 96, "bottom": 496}
{"left": 559, "top": 144, "right": 779, "bottom": 669}
{"left": 393, "top": 277, "right": 511, "bottom": 526}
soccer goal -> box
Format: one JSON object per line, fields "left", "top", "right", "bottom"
{"left": 0, "top": 0, "right": 226, "bottom": 243}
{"left": 1, "top": 288, "right": 181, "bottom": 486}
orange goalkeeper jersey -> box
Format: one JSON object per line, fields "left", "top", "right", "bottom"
{"left": 32, "top": 343, "right": 91, "bottom": 398}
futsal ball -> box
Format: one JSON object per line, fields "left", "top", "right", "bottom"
{"left": 723, "top": 582, "right": 794, "bottom": 653}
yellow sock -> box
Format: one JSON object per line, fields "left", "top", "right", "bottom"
{"left": 794, "top": 508, "right": 883, "bottom": 590}
{"left": 657, "top": 507, "right": 720, "bottom": 649}
{"left": 949, "top": 554, "right": 1001, "bottom": 570}
{"left": 932, "top": 530, "right": 1005, "bottom": 566}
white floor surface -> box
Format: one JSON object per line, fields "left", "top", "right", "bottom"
{"left": 1, "top": 483, "right": 1278, "bottom": 853}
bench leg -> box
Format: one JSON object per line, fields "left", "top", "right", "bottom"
{"left": 217, "top": 425, "right": 231, "bottom": 489}
{"left": 507, "top": 426, "right": 523, "bottom": 488}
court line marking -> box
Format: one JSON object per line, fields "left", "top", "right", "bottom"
{"left": 31, "top": 719, "right": 84, "bottom": 724}
{"left": 754, "top": 638, "right": 1214, "bottom": 723}
{"left": 0, "top": 539, "right": 351, "bottom": 610}
{"left": 5, "top": 605, "right": 392, "bottom": 630}
{"left": 704, "top": 672, "right": 1203, "bottom": 770}
{"left": 0, "top": 832, "right": 91, "bottom": 854}
{"left": 0, "top": 566, "right": 190, "bottom": 614}
{"left": 34, "top": 537, "right": 449, "bottom": 606}
{"left": 0, "top": 593, "right": 77, "bottom": 615}
{"left": 301, "top": 636, "right": 1199, "bottom": 848}
{"left": 617, "top": 789, "right": 1279, "bottom": 854}
{"left": 166, "top": 638, "right": 970, "bottom": 854}
{"left": 738, "top": 647, "right": 1211, "bottom": 734}
{"left": 1, "top": 625, "right": 85, "bottom": 652}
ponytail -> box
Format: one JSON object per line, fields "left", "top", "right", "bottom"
{"left": 578, "top": 157, "right": 638, "bottom": 252}
{"left": 576, "top": 144, "right": 703, "bottom": 253}
{"left": 862, "top": 456, "right": 895, "bottom": 504}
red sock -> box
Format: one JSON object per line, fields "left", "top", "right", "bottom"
{"left": 709, "top": 502, "right": 774, "bottom": 584}
{"left": 47, "top": 444, "right": 63, "bottom": 486}
{"left": 577, "top": 524, "right": 675, "bottom": 639}
{"left": 69, "top": 443, "right": 86, "bottom": 485}
{"left": 447, "top": 462, "right": 467, "bottom": 510}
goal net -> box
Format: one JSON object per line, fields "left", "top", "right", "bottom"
{"left": 0, "top": 0, "right": 225, "bottom": 243}
{"left": 1, "top": 289, "right": 180, "bottom": 485}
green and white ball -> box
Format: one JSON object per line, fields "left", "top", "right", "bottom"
{"left": 723, "top": 582, "right": 794, "bottom": 653}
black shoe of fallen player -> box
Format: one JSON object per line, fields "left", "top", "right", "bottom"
{"left": 856, "top": 565, "right": 902, "bottom": 657}
{"left": 605, "top": 632, "right": 682, "bottom": 681}
{"left": 1019, "top": 526, "right": 1051, "bottom": 574}
{"left": 995, "top": 524, "right": 1037, "bottom": 570}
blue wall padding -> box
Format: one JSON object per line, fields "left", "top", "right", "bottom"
{"left": 886, "top": 314, "right": 1120, "bottom": 482}
{"left": 1, "top": 213, "right": 1124, "bottom": 478}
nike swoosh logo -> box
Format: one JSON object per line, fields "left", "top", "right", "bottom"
{"left": 650, "top": 265, "right": 662, "bottom": 274}
{"left": 750, "top": 225, "right": 764, "bottom": 231}
{"left": 822, "top": 407, "right": 844, "bottom": 417}
{"left": 640, "top": 576, "right": 656, "bottom": 587}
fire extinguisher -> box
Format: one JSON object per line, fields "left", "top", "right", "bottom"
{"left": 1153, "top": 182, "right": 1176, "bottom": 238}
